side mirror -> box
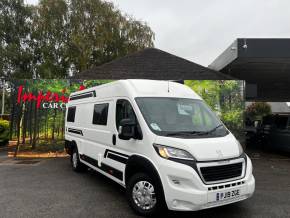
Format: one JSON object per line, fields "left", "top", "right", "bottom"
{"left": 118, "top": 118, "right": 138, "bottom": 140}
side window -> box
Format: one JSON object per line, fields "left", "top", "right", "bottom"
{"left": 92, "top": 103, "right": 109, "bottom": 125}
{"left": 116, "top": 99, "right": 137, "bottom": 130}
{"left": 67, "top": 106, "right": 76, "bottom": 122}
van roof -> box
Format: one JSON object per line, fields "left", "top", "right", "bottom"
{"left": 69, "top": 80, "right": 202, "bottom": 102}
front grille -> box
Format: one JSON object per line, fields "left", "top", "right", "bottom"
{"left": 200, "top": 162, "right": 243, "bottom": 183}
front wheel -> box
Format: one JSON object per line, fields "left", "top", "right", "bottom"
{"left": 126, "top": 173, "right": 165, "bottom": 216}
{"left": 71, "top": 147, "right": 87, "bottom": 172}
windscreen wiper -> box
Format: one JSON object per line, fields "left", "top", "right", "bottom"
{"left": 165, "top": 131, "right": 205, "bottom": 136}
{"left": 198, "top": 124, "right": 224, "bottom": 135}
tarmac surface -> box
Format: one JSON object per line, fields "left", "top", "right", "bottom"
{"left": 0, "top": 148, "right": 289, "bottom": 218}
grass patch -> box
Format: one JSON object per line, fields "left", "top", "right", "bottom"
{"left": 15, "top": 139, "right": 65, "bottom": 153}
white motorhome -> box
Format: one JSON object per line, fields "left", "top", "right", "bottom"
{"left": 65, "top": 80, "right": 255, "bottom": 216}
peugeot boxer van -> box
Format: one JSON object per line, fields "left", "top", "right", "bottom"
{"left": 65, "top": 80, "right": 255, "bottom": 216}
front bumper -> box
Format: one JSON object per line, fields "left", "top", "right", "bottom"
{"left": 159, "top": 155, "right": 255, "bottom": 211}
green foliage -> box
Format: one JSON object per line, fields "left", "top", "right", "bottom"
{"left": 32, "top": 0, "right": 70, "bottom": 78}
{"left": 221, "top": 110, "right": 243, "bottom": 131}
{"left": 0, "top": 0, "right": 155, "bottom": 78}
{"left": 19, "top": 139, "right": 64, "bottom": 152}
{"left": 185, "top": 80, "right": 245, "bottom": 140}
{"left": 185, "top": 80, "right": 220, "bottom": 111}
{"left": 68, "top": 0, "right": 154, "bottom": 73}
{"left": 0, "top": 0, "right": 33, "bottom": 78}
{"left": 246, "top": 102, "right": 271, "bottom": 120}
{"left": 0, "top": 119, "right": 9, "bottom": 144}
{"left": 0, "top": 119, "right": 9, "bottom": 129}
{"left": 83, "top": 80, "right": 112, "bottom": 88}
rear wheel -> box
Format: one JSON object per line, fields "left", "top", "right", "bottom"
{"left": 126, "top": 173, "right": 165, "bottom": 216}
{"left": 71, "top": 147, "right": 87, "bottom": 172}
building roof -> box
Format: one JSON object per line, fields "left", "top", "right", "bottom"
{"left": 209, "top": 38, "right": 290, "bottom": 101}
{"left": 209, "top": 38, "right": 290, "bottom": 83}
{"left": 74, "top": 48, "right": 234, "bottom": 80}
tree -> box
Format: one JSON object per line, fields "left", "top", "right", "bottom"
{"left": 185, "top": 80, "right": 220, "bottom": 111}
{"left": 0, "top": 0, "right": 33, "bottom": 78}
{"left": 246, "top": 102, "right": 271, "bottom": 120}
{"left": 1, "top": 0, "right": 155, "bottom": 78}
{"left": 186, "top": 80, "right": 245, "bottom": 140}
{"left": 32, "top": 0, "right": 70, "bottom": 78}
{"left": 218, "top": 81, "right": 245, "bottom": 132}
{"left": 68, "top": 0, "right": 154, "bottom": 74}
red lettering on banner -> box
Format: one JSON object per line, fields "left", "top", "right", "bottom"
{"left": 16, "top": 85, "right": 85, "bottom": 109}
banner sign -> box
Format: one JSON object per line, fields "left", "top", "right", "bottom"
{"left": 16, "top": 85, "right": 86, "bottom": 109}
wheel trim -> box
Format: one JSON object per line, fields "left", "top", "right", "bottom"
{"left": 132, "top": 181, "right": 157, "bottom": 210}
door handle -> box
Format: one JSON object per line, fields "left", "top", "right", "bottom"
{"left": 112, "top": 134, "right": 116, "bottom": 145}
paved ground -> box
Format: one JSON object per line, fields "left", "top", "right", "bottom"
{"left": 0, "top": 148, "right": 290, "bottom": 218}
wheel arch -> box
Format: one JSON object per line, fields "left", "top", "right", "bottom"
{"left": 125, "top": 155, "right": 165, "bottom": 198}
{"left": 65, "top": 140, "right": 77, "bottom": 155}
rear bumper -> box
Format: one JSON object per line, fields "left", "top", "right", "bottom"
{"left": 159, "top": 155, "right": 255, "bottom": 211}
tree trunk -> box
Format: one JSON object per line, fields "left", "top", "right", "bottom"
{"left": 45, "top": 110, "right": 48, "bottom": 139}
{"left": 52, "top": 109, "right": 57, "bottom": 141}
{"left": 14, "top": 105, "right": 22, "bottom": 157}
{"left": 32, "top": 101, "right": 38, "bottom": 150}
{"left": 22, "top": 102, "right": 27, "bottom": 144}
{"left": 61, "top": 110, "right": 65, "bottom": 139}
{"left": 9, "top": 91, "right": 16, "bottom": 140}
{"left": 29, "top": 101, "right": 33, "bottom": 144}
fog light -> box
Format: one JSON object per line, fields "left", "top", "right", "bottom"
{"left": 172, "top": 200, "right": 178, "bottom": 207}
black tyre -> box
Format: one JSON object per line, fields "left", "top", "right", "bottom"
{"left": 126, "top": 173, "right": 166, "bottom": 216}
{"left": 71, "top": 147, "right": 87, "bottom": 172}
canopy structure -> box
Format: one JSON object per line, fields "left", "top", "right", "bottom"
{"left": 75, "top": 48, "right": 233, "bottom": 80}
{"left": 209, "top": 38, "right": 290, "bottom": 101}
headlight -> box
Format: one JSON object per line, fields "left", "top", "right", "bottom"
{"left": 153, "top": 144, "right": 194, "bottom": 160}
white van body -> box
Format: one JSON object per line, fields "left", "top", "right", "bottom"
{"left": 65, "top": 80, "right": 255, "bottom": 215}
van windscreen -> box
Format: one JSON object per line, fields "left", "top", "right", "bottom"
{"left": 135, "top": 97, "right": 228, "bottom": 138}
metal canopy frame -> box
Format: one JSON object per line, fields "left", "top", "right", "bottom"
{"left": 209, "top": 38, "right": 290, "bottom": 101}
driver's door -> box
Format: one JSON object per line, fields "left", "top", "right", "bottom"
{"left": 99, "top": 98, "right": 143, "bottom": 184}
{"left": 113, "top": 98, "right": 143, "bottom": 154}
